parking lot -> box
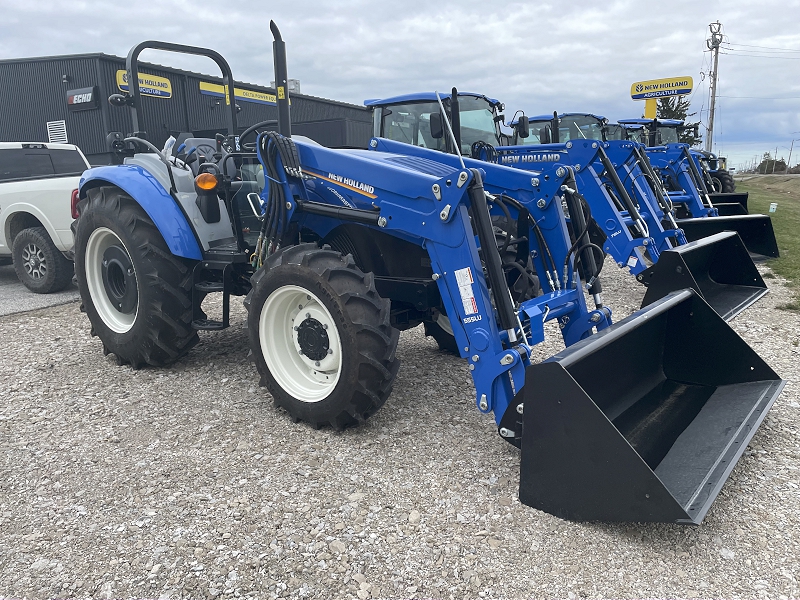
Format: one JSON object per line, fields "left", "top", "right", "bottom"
{"left": 0, "top": 261, "right": 798, "bottom": 600}
{"left": 0, "top": 263, "right": 79, "bottom": 318}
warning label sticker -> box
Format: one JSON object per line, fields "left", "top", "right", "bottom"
{"left": 627, "top": 256, "right": 638, "bottom": 268}
{"left": 455, "top": 267, "right": 478, "bottom": 315}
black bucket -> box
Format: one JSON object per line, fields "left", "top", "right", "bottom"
{"left": 710, "top": 191, "right": 748, "bottom": 213}
{"left": 678, "top": 214, "right": 779, "bottom": 259}
{"left": 515, "top": 289, "right": 784, "bottom": 524}
{"left": 638, "top": 231, "right": 768, "bottom": 321}
{"left": 714, "top": 202, "right": 749, "bottom": 216}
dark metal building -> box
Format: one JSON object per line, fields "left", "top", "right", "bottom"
{"left": 0, "top": 53, "right": 372, "bottom": 164}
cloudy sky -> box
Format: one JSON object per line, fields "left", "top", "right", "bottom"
{"left": 2, "top": 0, "right": 799, "bottom": 168}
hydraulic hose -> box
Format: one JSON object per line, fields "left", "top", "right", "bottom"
{"left": 561, "top": 183, "right": 603, "bottom": 297}
{"left": 597, "top": 146, "right": 649, "bottom": 237}
{"left": 500, "top": 194, "right": 561, "bottom": 291}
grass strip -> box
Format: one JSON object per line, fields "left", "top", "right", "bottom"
{"left": 736, "top": 176, "right": 800, "bottom": 310}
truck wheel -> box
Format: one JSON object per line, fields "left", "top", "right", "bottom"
{"left": 245, "top": 244, "right": 400, "bottom": 430}
{"left": 74, "top": 186, "right": 198, "bottom": 368}
{"left": 11, "top": 227, "right": 73, "bottom": 293}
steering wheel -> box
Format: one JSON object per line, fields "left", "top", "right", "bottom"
{"left": 240, "top": 120, "right": 278, "bottom": 151}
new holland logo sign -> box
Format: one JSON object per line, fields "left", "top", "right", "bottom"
{"left": 116, "top": 70, "right": 173, "bottom": 98}
{"left": 630, "top": 76, "right": 693, "bottom": 100}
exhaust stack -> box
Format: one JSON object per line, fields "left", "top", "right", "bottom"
{"left": 270, "top": 20, "right": 291, "bottom": 137}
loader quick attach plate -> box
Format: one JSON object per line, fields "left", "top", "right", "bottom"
{"left": 678, "top": 214, "right": 779, "bottom": 259}
{"left": 638, "top": 231, "right": 768, "bottom": 321}
{"left": 517, "top": 289, "right": 784, "bottom": 524}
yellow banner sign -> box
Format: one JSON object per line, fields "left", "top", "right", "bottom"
{"left": 116, "top": 70, "right": 172, "bottom": 98}
{"left": 199, "top": 81, "right": 286, "bottom": 106}
{"left": 631, "top": 76, "right": 693, "bottom": 100}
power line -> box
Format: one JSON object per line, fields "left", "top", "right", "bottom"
{"left": 719, "top": 51, "right": 800, "bottom": 60}
{"left": 717, "top": 95, "right": 800, "bottom": 99}
{"left": 723, "top": 42, "right": 800, "bottom": 52}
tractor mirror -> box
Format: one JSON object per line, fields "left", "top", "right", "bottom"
{"left": 517, "top": 116, "right": 530, "bottom": 139}
{"left": 430, "top": 113, "right": 444, "bottom": 139}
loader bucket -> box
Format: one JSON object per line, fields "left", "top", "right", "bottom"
{"left": 714, "top": 202, "right": 748, "bottom": 216}
{"left": 678, "top": 214, "right": 779, "bottom": 259}
{"left": 638, "top": 231, "right": 767, "bottom": 321}
{"left": 710, "top": 191, "right": 748, "bottom": 213}
{"left": 517, "top": 289, "right": 784, "bottom": 524}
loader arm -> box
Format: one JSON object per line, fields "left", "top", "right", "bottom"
{"left": 259, "top": 134, "right": 612, "bottom": 424}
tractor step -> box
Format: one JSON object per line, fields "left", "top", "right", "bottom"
{"left": 192, "top": 318, "right": 227, "bottom": 331}
{"left": 195, "top": 281, "right": 225, "bottom": 293}
{"left": 192, "top": 263, "right": 233, "bottom": 332}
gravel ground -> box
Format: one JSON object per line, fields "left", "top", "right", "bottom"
{"left": 0, "top": 259, "right": 798, "bottom": 600}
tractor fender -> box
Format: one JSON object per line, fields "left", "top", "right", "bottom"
{"left": 79, "top": 165, "right": 203, "bottom": 260}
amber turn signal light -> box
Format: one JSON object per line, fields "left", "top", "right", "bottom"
{"left": 195, "top": 173, "right": 218, "bottom": 191}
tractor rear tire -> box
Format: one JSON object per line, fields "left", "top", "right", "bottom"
{"left": 424, "top": 314, "right": 460, "bottom": 354}
{"left": 716, "top": 170, "right": 736, "bottom": 193}
{"left": 74, "top": 186, "right": 199, "bottom": 368}
{"left": 246, "top": 244, "right": 400, "bottom": 430}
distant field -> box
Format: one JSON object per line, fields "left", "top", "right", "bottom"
{"left": 736, "top": 175, "right": 800, "bottom": 310}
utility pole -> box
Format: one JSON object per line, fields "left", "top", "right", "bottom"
{"left": 787, "top": 140, "right": 796, "bottom": 174}
{"left": 705, "top": 21, "right": 723, "bottom": 153}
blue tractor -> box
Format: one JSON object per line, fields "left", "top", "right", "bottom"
{"left": 620, "top": 118, "right": 737, "bottom": 194}
{"left": 71, "top": 28, "right": 784, "bottom": 524}
{"left": 515, "top": 113, "right": 777, "bottom": 258}
{"left": 366, "top": 97, "right": 769, "bottom": 321}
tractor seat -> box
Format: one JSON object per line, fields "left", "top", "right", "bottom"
{"left": 179, "top": 137, "right": 219, "bottom": 175}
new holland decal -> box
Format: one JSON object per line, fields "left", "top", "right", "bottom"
{"left": 500, "top": 153, "right": 561, "bottom": 164}
{"left": 306, "top": 170, "right": 377, "bottom": 200}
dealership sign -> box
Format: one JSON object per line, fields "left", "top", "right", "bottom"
{"left": 199, "top": 81, "right": 286, "bottom": 106}
{"left": 116, "top": 70, "right": 172, "bottom": 98}
{"left": 630, "top": 76, "right": 693, "bottom": 100}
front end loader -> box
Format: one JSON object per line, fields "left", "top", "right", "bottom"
{"left": 71, "top": 27, "right": 784, "bottom": 525}
{"left": 366, "top": 98, "right": 767, "bottom": 321}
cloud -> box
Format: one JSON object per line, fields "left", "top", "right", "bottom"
{"left": 1, "top": 0, "right": 798, "bottom": 166}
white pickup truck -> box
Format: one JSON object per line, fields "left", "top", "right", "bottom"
{"left": 0, "top": 142, "right": 90, "bottom": 293}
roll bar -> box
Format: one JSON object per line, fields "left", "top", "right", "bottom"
{"left": 123, "top": 40, "right": 239, "bottom": 139}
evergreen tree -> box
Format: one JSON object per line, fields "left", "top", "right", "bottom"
{"left": 656, "top": 96, "right": 702, "bottom": 147}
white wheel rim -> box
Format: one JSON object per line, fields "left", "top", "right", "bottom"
{"left": 259, "top": 285, "right": 343, "bottom": 402}
{"left": 85, "top": 227, "right": 138, "bottom": 334}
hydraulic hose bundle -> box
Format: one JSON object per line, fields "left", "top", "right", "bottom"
{"left": 560, "top": 179, "right": 605, "bottom": 306}
{"left": 253, "top": 132, "right": 302, "bottom": 268}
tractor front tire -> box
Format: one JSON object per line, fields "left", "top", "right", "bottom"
{"left": 245, "top": 244, "right": 399, "bottom": 430}
{"left": 74, "top": 186, "right": 198, "bottom": 368}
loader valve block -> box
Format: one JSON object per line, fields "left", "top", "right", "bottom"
{"left": 296, "top": 317, "right": 330, "bottom": 361}
{"left": 101, "top": 245, "right": 138, "bottom": 314}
